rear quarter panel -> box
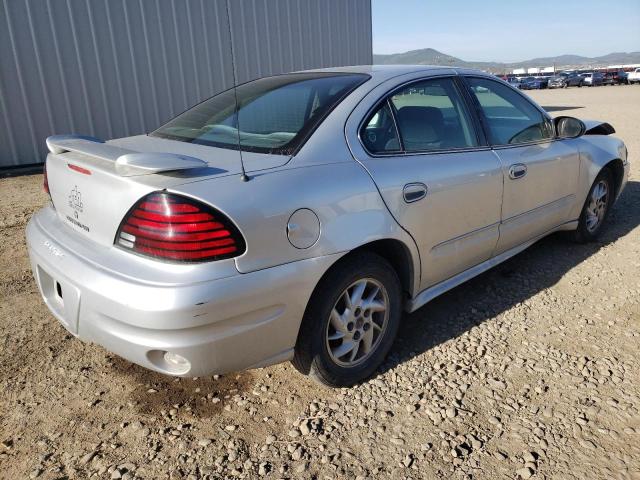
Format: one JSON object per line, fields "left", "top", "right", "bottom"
{"left": 173, "top": 161, "right": 421, "bottom": 292}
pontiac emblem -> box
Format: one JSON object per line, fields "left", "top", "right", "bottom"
{"left": 68, "top": 186, "right": 83, "bottom": 213}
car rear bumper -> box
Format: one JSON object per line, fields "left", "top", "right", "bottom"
{"left": 26, "top": 207, "right": 341, "bottom": 377}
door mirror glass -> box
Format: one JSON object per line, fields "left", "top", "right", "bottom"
{"left": 554, "top": 116, "right": 585, "bottom": 139}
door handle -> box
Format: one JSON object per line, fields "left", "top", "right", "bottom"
{"left": 509, "top": 163, "right": 527, "bottom": 179}
{"left": 403, "top": 183, "right": 428, "bottom": 203}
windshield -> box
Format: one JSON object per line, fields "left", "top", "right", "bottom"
{"left": 151, "top": 73, "right": 368, "bottom": 155}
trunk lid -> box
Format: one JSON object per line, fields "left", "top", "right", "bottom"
{"left": 45, "top": 134, "right": 290, "bottom": 247}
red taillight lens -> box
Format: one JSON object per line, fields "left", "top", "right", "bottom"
{"left": 115, "top": 192, "right": 245, "bottom": 263}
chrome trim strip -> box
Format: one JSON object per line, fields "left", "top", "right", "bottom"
{"left": 363, "top": 145, "right": 493, "bottom": 158}
{"left": 490, "top": 138, "right": 556, "bottom": 150}
{"left": 501, "top": 194, "right": 575, "bottom": 226}
{"left": 407, "top": 219, "right": 579, "bottom": 312}
{"left": 430, "top": 222, "right": 499, "bottom": 253}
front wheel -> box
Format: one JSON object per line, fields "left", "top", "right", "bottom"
{"left": 292, "top": 252, "right": 402, "bottom": 387}
{"left": 573, "top": 169, "right": 614, "bottom": 243}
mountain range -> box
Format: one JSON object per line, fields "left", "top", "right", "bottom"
{"left": 372, "top": 48, "right": 640, "bottom": 72}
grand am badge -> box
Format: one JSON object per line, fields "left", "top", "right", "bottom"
{"left": 44, "top": 240, "right": 64, "bottom": 258}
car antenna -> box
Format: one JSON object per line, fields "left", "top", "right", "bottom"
{"left": 231, "top": 85, "right": 249, "bottom": 182}
{"left": 225, "top": 0, "right": 249, "bottom": 182}
{"left": 233, "top": 93, "right": 249, "bottom": 183}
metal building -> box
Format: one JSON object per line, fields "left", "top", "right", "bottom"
{"left": 0, "top": 0, "right": 372, "bottom": 168}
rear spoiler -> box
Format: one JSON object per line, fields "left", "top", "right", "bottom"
{"left": 45, "top": 135, "right": 207, "bottom": 176}
{"left": 582, "top": 120, "right": 615, "bottom": 136}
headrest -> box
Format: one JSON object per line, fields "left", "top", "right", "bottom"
{"left": 396, "top": 106, "right": 444, "bottom": 148}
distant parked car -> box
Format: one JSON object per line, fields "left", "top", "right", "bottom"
{"left": 519, "top": 76, "right": 548, "bottom": 90}
{"left": 613, "top": 71, "right": 629, "bottom": 85}
{"left": 548, "top": 72, "right": 587, "bottom": 88}
{"left": 601, "top": 72, "right": 626, "bottom": 86}
{"left": 602, "top": 72, "right": 615, "bottom": 86}
{"left": 564, "top": 73, "right": 586, "bottom": 87}
{"left": 627, "top": 68, "right": 640, "bottom": 84}
{"left": 506, "top": 77, "right": 522, "bottom": 88}
{"left": 548, "top": 74, "right": 569, "bottom": 89}
{"left": 583, "top": 72, "right": 604, "bottom": 87}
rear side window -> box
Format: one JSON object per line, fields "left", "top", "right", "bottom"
{"left": 466, "top": 77, "right": 553, "bottom": 145}
{"left": 361, "top": 77, "right": 478, "bottom": 154}
{"left": 361, "top": 101, "right": 401, "bottom": 154}
{"left": 151, "top": 73, "right": 368, "bottom": 155}
{"left": 389, "top": 78, "right": 478, "bottom": 152}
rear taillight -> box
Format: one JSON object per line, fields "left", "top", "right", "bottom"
{"left": 115, "top": 192, "right": 245, "bottom": 263}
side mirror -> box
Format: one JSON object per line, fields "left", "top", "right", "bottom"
{"left": 554, "top": 116, "right": 585, "bottom": 139}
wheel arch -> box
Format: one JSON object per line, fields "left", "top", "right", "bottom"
{"left": 348, "top": 238, "right": 416, "bottom": 300}
{"left": 602, "top": 158, "right": 625, "bottom": 199}
{"left": 303, "top": 237, "right": 418, "bottom": 321}
{"left": 571, "top": 134, "right": 628, "bottom": 221}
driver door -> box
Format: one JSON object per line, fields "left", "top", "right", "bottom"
{"left": 464, "top": 77, "right": 580, "bottom": 254}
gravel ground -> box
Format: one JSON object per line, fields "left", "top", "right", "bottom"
{"left": 1, "top": 85, "right": 639, "bottom": 480}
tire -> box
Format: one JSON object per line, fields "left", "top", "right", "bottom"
{"left": 573, "top": 169, "right": 614, "bottom": 243}
{"left": 292, "top": 251, "right": 402, "bottom": 387}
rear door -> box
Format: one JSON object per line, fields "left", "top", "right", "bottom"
{"left": 348, "top": 75, "right": 504, "bottom": 290}
{"left": 463, "top": 76, "right": 580, "bottom": 254}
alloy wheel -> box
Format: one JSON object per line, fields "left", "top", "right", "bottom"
{"left": 585, "top": 180, "right": 609, "bottom": 232}
{"left": 325, "top": 278, "right": 389, "bottom": 367}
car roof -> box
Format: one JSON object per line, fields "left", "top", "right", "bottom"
{"left": 298, "top": 64, "right": 495, "bottom": 82}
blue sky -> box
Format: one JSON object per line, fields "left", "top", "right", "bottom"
{"left": 372, "top": 0, "right": 640, "bottom": 61}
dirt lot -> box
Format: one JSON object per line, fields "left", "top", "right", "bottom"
{"left": 1, "top": 85, "right": 639, "bottom": 480}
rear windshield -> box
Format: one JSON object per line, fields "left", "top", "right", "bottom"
{"left": 151, "top": 73, "right": 368, "bottom": 155}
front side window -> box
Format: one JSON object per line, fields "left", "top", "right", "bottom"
{"left": 466, "top": 77, "right": 553, "bottom": 145}
{"left": 151, "top": 73, "right": 368, "bottom": 155}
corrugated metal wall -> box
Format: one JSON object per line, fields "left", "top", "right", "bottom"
{"left": 0, "top": 0, "right": 372, "bottom": 168}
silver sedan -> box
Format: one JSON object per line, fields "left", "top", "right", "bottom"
{"left": 27, "top": 66, "right": 629, "bottom": 387}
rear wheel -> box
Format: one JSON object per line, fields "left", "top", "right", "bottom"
{"left": 292, "top": 252, "right": 402, "bottom": 387}
{"left": 573, "top": 169, "right": 614, "bottom": 243}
